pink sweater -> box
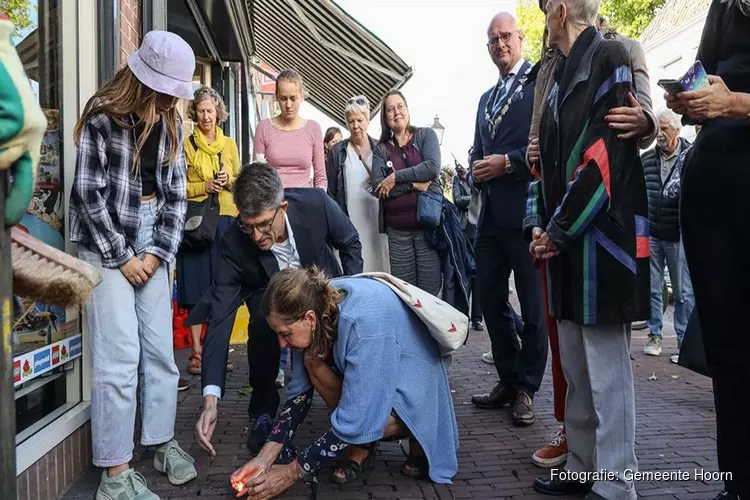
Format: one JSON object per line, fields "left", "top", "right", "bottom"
{"left": 252, "top": 119, "right": 327, "bottom": 189}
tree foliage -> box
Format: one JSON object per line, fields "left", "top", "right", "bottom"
{"left": 516, "top": 0, "right": 668, "bottom": 61}
{"left": 0, "top": 0, "right": 32, "bottom": 32}
{"left": 517, "top": 0, "right": 547, "bottom": 63}
{"left": 600, "top": 0, "right": 667, "bottom": 39}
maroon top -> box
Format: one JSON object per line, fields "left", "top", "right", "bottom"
{"left": 383, "top": 140, "right": 421, "bottom": 231}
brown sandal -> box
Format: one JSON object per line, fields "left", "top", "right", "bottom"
{"left": 187, "top": 352, "right": 202, "bottom": 375}
{"left": 401, "top": 439, "right": 429, "bottom": 479}
{"left": 401, "top": 455, "right": 429, "bottom": 479}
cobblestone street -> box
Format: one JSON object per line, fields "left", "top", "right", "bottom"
{"left": 65, "top": 314, "right": 721, "bottom": 500}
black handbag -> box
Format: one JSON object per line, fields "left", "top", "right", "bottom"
{"left": 181, "top": 137, "right": 221, "bottom": 251}
{"left": 677, "top": 309, "right": 711, "bottom": 377}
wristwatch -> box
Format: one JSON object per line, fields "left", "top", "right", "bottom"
{"left": 504, "top": 154, "right": 514, "bottom": 174}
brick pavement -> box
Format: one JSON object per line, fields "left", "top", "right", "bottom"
{"left": 64, "top": 323, "right": 721, "bottom": 500}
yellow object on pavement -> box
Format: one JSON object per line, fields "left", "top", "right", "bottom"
{"left": 230, "top": 304, "right": 249, "bottom": 344}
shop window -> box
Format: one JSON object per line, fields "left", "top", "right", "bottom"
{"left": 97, "top": 0, "right": 120, "bottom": 85}
{"left": 11, "top": 0, "right": 83, "bottom": 442}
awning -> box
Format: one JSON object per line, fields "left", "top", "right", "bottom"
{"left": 232, "top": 0, "right": 413, "bottom": 125}
{"left": 14, "top": 30, "right": 39, "bottom": 82}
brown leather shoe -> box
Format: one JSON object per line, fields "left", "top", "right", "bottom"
{"left": 512, "top": 389, "right": 535, "bottom": 426}
{"left": 471, "top": 383, "right": 517, "bottom": 409}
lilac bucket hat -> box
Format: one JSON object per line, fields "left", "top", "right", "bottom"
{"left": 127, "top": 31, "right": 196, "bottom": 100}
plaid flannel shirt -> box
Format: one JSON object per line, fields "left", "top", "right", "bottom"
{"left": 69, "top": 112, "right": 188, "bottom": 268}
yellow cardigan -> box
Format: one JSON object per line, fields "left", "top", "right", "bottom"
{"left": 184, "top": 133, "right": 241, "bottom": 216}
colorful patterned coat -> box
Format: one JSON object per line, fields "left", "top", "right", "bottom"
{"left": 523, "top": 27, "right": 650, "bottom": 326}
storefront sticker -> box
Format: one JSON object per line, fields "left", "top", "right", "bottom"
{"left": 33, "top": 349, "right": 51, "bottom": 373}
{"left": 13, "top": 334, "right": 83, "bottom": 387}
{"left": 69, "top": 336, "right": 81, "bottom": 357}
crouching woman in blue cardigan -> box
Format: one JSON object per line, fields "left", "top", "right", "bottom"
{"left": 230, "top": 267, "right": 459, "bottom": 498}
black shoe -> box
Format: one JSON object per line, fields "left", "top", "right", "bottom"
{"left": 512, "top": 389, "right": 535, "bottom": 426}
{"left": 472, "top": 320, "right": 484, "bottom": 331}
{"left": 177, "top": 377, "right": 190, "bottom": 392}
{"left": 471, "top": 383, "right": 516, "bottom": 409}
{"left": 247, "top": 414, "right": 273, "bottom": 454}
{"left": 533, "top": 477, "right": 593, "bottom": 496}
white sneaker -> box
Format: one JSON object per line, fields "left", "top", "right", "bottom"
{"left": 481, "top": 351, "right": 494, "bottom": 364}
{"left": 644, "top": 336, "right": 662, "bottom": 356}
{"left": 275, "top": 368, "right": 285, "bottom": 387}
{"left": 96, "top": 469, "right": 159, "bottom": 500}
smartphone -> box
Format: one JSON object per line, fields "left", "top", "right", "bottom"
{"left": 679, "top": 60, "right": 709, "bottom": 91}
{"left": 658, "top": 60, "right": 710, "bottom": 96}
{"left": 657, "top": 79, "right": 684, "bottom": 96}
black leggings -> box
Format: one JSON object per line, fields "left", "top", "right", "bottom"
{"left": 680, "top": 144, "right": 750, "bottom": 497}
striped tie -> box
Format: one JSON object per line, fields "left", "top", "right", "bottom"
{"left": 489, "top": 74, "right": 511, "bottom": 121}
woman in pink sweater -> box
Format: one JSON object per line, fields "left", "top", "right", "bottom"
{"left": 253, "top": 69, "right": 327, "bottom": 189}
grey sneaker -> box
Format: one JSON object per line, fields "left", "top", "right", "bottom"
{"left": 481, "top": 350, "right": 494, "bottom": 364}
{"left": 96, "top": 469, "right": 158, "bottom": 500}
{"left": 644, "top": 336, "right": 662, "bottom": 356}
{"left": 153, "top": 439, "right": 197, "bottom": 486}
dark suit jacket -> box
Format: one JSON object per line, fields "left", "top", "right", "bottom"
{"left": 469, "top": 60, "right": 537, "bottom": 230}
{"left": 186, "top": 188, "right": 363, "bottom": 397}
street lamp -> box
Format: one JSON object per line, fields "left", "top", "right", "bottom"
{"left": 430, "top": 115, "right": 445, "bottom": 145}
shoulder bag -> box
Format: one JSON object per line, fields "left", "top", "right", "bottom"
{"left": 181, "top": 135, "right": 221, "bottom": 251}
{"left": 353, "top": 272, "right": 469, "bottom": 357}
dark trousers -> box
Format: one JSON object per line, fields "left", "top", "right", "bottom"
{"left": 475, "top": 223, "right": 548, "bottom": 394}
{"left": 246, "top": 323, "right": 282, "bottom": 420}
{"left": 681, "top": 146, "right": 750, "bottom": 497}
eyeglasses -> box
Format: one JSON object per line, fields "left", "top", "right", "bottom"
{"left": 239, "top": 206, "right": 280, "bottom": 235}
{"left": 487, "top": 32, "right": 515, "bottom": 48}
{"left": 347, "top": 96, "right": 368, "bottom": 106}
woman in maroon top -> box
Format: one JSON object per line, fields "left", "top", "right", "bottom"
{"left": 371, "top": 91, "right": 443, "bottom": 296}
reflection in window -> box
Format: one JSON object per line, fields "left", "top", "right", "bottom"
{"left": 10, "top": 0, "right": 79, "bottom": 426}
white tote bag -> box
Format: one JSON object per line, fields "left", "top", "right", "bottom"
{"left": 353, "top": 272, "right": 469, "bottom": 356}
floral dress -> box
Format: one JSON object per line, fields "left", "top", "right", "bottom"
{"left": 266, "top": 356, "right": 350, "bottom": 475}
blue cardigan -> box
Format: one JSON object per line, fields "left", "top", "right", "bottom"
{"left": 286, "top": 277, "right": 460, "bottom": 483}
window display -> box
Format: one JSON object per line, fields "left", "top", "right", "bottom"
{"left": 10, "top": 0, "right": 82, "bottom": 438}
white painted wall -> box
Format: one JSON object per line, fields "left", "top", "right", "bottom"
{"left": 641, "top": 12, "right": 709, "bottom": 145}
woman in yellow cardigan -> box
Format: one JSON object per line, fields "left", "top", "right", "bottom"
{"left": 177, "top": 86, "right": 241, "bottom": 375}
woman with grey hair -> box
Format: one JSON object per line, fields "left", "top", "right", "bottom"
{"left": 529, "top": 0, "right": 649, "bottom": 497}
{"left": 326, "top": 95, "right": 390, "bottom": 273}
{"left": 178, "top": 85, "right": 241, "bottom": 376}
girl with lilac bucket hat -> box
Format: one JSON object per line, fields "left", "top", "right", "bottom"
{"left": 69, "top": 31, "right": 197, "bottom": 500}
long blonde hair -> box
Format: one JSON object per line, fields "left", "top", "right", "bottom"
{"left": 263, "top": 267, "right": 342, "bottom": 359}
{"left": 73, "top": 66, "right": 180, "bottom": 176}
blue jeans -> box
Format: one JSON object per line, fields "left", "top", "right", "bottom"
{"left": 680, "top": 240, "right": 695, "bottom": 322}
{"left": 648, "top": 238, "right": 687, "bottom": 340}
{"left": 79, "top": 199, "right": 179, "bottom": 467}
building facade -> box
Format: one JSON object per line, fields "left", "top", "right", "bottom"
{"left": 639, "top": 0, "right": 712, "bottom": 142}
